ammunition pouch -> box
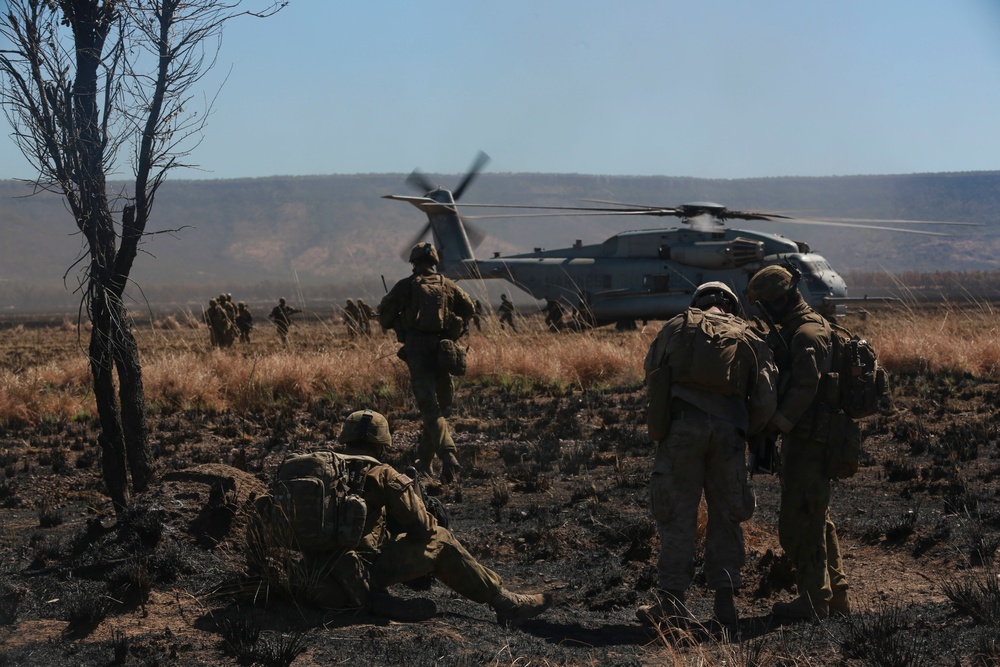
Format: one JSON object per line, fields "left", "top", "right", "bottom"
{"left": 437, "top": 338, "right": 467, "bottom": 377}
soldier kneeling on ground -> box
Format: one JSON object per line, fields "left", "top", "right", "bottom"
{"left": 249, "top": 409, "right": 553, "bottom": 625}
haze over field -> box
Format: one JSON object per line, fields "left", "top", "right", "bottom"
{"left": 0, "top": 171, "right": 998, "bottom": 311}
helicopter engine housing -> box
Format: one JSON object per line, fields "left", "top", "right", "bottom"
{"left": 665, "top": 237, "right": 764, "bottom": 269}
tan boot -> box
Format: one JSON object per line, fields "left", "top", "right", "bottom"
{"left": 490, "top": 588, "right": 553, "bottom": 625}
{"left": 772, "top": 594, "right": 829, "bottom": 621}
{"left": 637, "top": 589, "right": 695, "bottom": 628}
{"left": 830, "top": 589, "right": 851, "bottom": 616}
{"left": 441, "top": 451, "right": 462, "bottom": 484}
{"left": 712, "top": 588, "right": 738, "bottom": 629}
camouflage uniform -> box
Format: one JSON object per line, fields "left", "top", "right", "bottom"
{"left": 357, "top": 299, "right": 375, "bottom": 335}
{"left": 343, "top": 299, "right": 362, "bottom": 338}
{"left": 497, "top": 295, "right": 516, "bottom": 331}
{"left": 543, "top": 299, "right": 564, "bottom": 331}
{"left": 310, "top": 410, "right": 552, "bottom": 624}
{"left": 748, "top": 265, "right": 850, "bottom": 619}
{"left": 235, "top": 302, "right": 253, "bottom": 343}
{"left": 640, "top": 282, "right": 776, "bottom": 627}
{"left": 269, "top": 298, "right": 300, "bottom": 344}
{"left": 378, "top": 244, "right": 475, "bottom": 480}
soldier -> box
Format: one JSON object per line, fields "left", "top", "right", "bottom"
{"left": 746, "top": 265, "right": 851, "bottom": 621}
{"left": 378, "top": 242, "right": 475, "bottom": 482}
{"left": 357, "top": 298, "right": 376, "bottom": 335}
{"left": 638, "top": 282, "right": 777, "bottom": 632}
{"left": 203, "top": 298, "right": 221, "bottom": 347}
{"left": 543, "top": 299, "right": 564, "bottom": 332}
{"left": 472, "top": 300, "right": 484, "bottom": 332}
{"left": 343, "top": 299, "right": 362, "bottom": 338}
{"left": 296, "top": 409, "right": 553, "bottom": 624}
{"left": 497, "top": 293, "right": 516, "bottom": 332}
{"left": 235, "top": 301, "right": 253, "bottom": 344}
{"left": 269, "top": 297, "right": 301, "bottom": 344}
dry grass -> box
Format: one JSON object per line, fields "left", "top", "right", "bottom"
{"left": 0, "top": 303, "right": 994, "bottom": 426}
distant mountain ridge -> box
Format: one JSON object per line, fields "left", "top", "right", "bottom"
{"left": 1, "top": 171, "right": 998, "bottom": 310}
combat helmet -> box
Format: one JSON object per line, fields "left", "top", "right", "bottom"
{"left": 690, "top": 281, "right": 740, "bottom": 313}
{"left": 338, "top": 409, "right": 392, "bottom": 451}
{"left": 409, "top": 242, "right": 440, "bottom": 266}
{"left": 746, "top": 265, "right": 799, "bottom": 303}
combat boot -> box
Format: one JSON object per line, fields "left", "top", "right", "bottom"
{"left": 441, "top": 451, "right": 462, "bottom": 484}
{"left": 772, "top": 594, "right": 829, "bottom": 621}
{"left": 490, "top": 588, "right": 553, "bottom": 625}
{"left": 368, "top": 590, "right": 437, "bottom": 622}
{"left": 636, "top": 589, "right": 695, "bottom": 628}
{"left": 711, "top": 587, "right": 739, "bottom": 630}
{"left": 830, "top": 589, "right": 851, "bottom": 616}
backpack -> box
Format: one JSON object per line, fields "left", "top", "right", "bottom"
{"left": 823, "top": 324, "right": 889, "bottom": 419}
{"left": 666, "top": 309, "right": 763, "bottom": 398}
{"left": 269, "top": 450, "right": 378, "bottom": 554}
{"left": 406, "top": 274, "right": 451, "bottom": 334}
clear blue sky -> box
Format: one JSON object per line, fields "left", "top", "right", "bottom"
{"left": 3, "top": 0, "right": 1000, "bottom": 180}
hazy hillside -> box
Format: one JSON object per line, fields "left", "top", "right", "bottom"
{"left": 1, "top": 171, "right": 998, "bottom": 311}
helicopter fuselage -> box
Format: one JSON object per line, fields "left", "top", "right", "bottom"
{"left": 443, "top": 226, "right": 848, "bottom": 324}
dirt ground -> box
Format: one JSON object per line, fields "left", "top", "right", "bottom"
{"left": 0, "top": 312, "right": 998, "bottom": 666}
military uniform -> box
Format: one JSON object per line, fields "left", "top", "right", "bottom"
{"left": 770, "top": 301, "right": 848, "bottom": 616}
{"left": 378, "top": 244, "right": 474, "bottom": 480}
{"left": 235, "top": 302, "right": 253, "bottom": 343}
{"left": 269, "top": 298, "right": 300, "bottom": 344}
{"left": 640, "top": 282, "right": 776, "bottom": 628}
{"left": 497, "top": 295, "right": 516, "bottom": 331}
{"left": 543, "top": 300, "right": 564, "bottom": 331}
{"left": 343, "top": 299, "right": 362, "bottom": 338}
{"left": 748, "top": 265, "right": 850, "bottom": 620}
{"left": 307, "top": 410, "right": 552, "bottom": 624}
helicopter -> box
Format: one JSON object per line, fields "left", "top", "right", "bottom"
{"left": 385, "top": 153, "right": 979, "bottom": 327}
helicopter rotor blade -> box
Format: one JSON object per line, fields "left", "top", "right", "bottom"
{"left": 406, "top": 170, "right": 437, "bottom": 194}
{"left": 775, "top": 218, "right": 953, "bottom": 236}
{"left": 452, "top": 150, "right": 491, "bottom": 201}
{"left": 399, "top": 221, "right": 433, "bottom": 260}
{"left": 463, "top": 218, "right": 487, "bottom": 249}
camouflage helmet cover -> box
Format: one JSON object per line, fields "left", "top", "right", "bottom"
{"left": 409, "top": 242, "right": 440, "bottom": 265}
{"left": 746, "top": 265, "right": 797, "bottom": 303}
{"left": 338, "top": 409, "right": 392, "bottom": 449}
{"left": 690, "top": 281, "right": 739, "bottom": 312}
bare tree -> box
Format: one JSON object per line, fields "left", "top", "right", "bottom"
{"left": 0, "top": 0, "right": 285, "bottom": 511}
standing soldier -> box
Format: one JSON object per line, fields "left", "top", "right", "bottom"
{"left": 638, "top": 282, "right": 776, "bottom": 632}
{"left": 203, "top": 298, "right": 221, "bottom": 347}
{"left": 497, "top": 294, "right": 516, "bottom": 332}
{"left": 269, "top": 297, "right": 301, "bottom": 344}
{"left": 746, "top": 265, "right": 852, "bottom": 621}
{"left": 357, "top": 298, "right": 376, "bottom": 336}
{"left": 343, "top": 299, "right": 362, "bottom": 338}
{"left": 472, "top": 300, "right": 484, "bottom": 332}
{"left": 543, "top": 299, "right": 564, "bottom": 331}
{"left": 379, "top": 242, "right": 475, "bottom": 483}
{"left": 235, "top": 302, "right": 254, "bottom": 344}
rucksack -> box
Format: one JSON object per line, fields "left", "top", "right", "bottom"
{"left": 824, "top": 324, "right": 889, "bottom": 419}
{"left": 406, "top": 274, "right": 451, "bottom": 334}
{"left": 666, "top": 309, "right": 763, "bottom": 398}
{"left": 269, "top": 450, "right": 378, "bottom": 554}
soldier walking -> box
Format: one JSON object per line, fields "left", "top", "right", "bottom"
{"left": 638, "top": 282, "right": 777, "bottom": 632}
{"left": 497, "top": 294, "right": 516, "bottom": 332}
{"left": 235, "top": 302, "right": 253, "bottom": 344}
{"left": 378, "top": 242, "right": 474, "bottom": 482}
{"left": 269, "top": 297, "right": 301, "bottom": 344}
{"left": 343, "top": 299, "right": 362, "bottom": 338}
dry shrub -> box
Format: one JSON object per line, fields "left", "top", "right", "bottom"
{"left": 467, "top": 330, "right": 646, "bottom": 390}
{"left": 0, "top": 361, "right": 92, "bottom": 426}
{"left": 869, "top": 304, "right": 1000, "bottom": 377}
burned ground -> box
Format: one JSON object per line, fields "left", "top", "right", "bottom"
{"left": 0, "top": 313, "right": 998, "bottom": 666}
